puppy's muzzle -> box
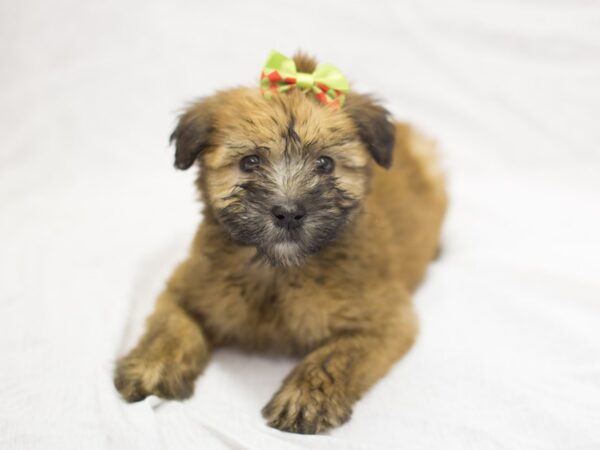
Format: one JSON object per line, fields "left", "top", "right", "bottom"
{"left": 271, "top": 204, "right": 306, "bottom": 230}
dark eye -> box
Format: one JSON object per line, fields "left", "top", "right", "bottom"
{"left": 315, "top": 156, "right": 335, "bottom": 174}
{"left": 240, "top": 155, "right": 261, "bottom": 172}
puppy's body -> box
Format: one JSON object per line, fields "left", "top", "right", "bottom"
{"left": 115, "top": 54, "right": 446, "bottom": 434}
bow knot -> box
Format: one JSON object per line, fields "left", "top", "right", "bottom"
{"left": 260, "top": 51, "right": 349, "bottom": 108}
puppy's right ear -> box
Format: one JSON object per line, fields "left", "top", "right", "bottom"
{"left": 170, "top": 98, "right": 215, "bottom": 170}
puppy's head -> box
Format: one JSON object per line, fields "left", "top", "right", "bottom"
{"left": 170, "top": 55, "right": 394, "bottom": 266}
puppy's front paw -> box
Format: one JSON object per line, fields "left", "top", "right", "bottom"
{"left": 113, "top": 356, "right": 191, "bottom": 402}
{"left": 262, "top": 364, "right": 353, "bottom": 434}
{"left": 114, "top": 349, "right": 202, "bottom": 402}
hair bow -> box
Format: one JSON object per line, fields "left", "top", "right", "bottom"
{"left": 260, "top": 50, "right": 350, "bottom": 108}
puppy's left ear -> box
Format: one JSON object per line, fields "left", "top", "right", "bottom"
{"left": 344, "top": 93, "right": 395, "bottom": 169}
{"left": 170, "top": 98, "right": 216, "bottom": 170}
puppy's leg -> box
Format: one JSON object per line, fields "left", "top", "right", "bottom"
{"left": 263, "top": 297, "right": 417, "bottom": 434}
{"left": 114, "top": 290, "right": 210, "bottom": 402}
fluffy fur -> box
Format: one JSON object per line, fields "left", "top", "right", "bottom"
{"left": 114, "top": 53, "right": 447, "bottom": 434}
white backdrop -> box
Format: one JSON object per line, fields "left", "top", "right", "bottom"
{"left": 1, "top": 1, "right": 599, "bottom": 449}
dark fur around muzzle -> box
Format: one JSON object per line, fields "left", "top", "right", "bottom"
{"left": 216, "top": 171, "right": 359, "bottom": 266}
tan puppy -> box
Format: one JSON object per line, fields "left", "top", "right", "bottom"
{"left": 114, "top": 53, "right": 447, "bottom": 434}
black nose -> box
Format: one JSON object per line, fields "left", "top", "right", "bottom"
{"left": 271, "top": 204, "right": 306, "bottom": 230}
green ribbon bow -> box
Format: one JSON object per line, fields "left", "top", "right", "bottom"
{"left": 260, "top": 50, "right": 350, "bottom": 107}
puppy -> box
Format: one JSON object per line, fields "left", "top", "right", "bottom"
{"left": 114, "top": 52, "right": 447, "bottom": 434}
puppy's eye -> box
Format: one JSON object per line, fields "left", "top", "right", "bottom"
{"left": 240, "top": 155, "right": 261, "bottom": 172}
{"left": 315, "top": 156, "right": 335, "bottom": 174}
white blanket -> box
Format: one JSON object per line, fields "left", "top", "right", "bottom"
{"left": 1, "top": 1, "right": 599, "bottom": 449}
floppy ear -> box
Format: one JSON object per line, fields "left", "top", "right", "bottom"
{"left": 344, "top": 93, "right": 395, "bottom": 169}
{"left": 170, "top": 98, "right": 215, "bottom": 170}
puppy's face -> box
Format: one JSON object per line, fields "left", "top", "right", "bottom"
{"left": 171, "top": 85, "right": 394, "bottom": 266}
